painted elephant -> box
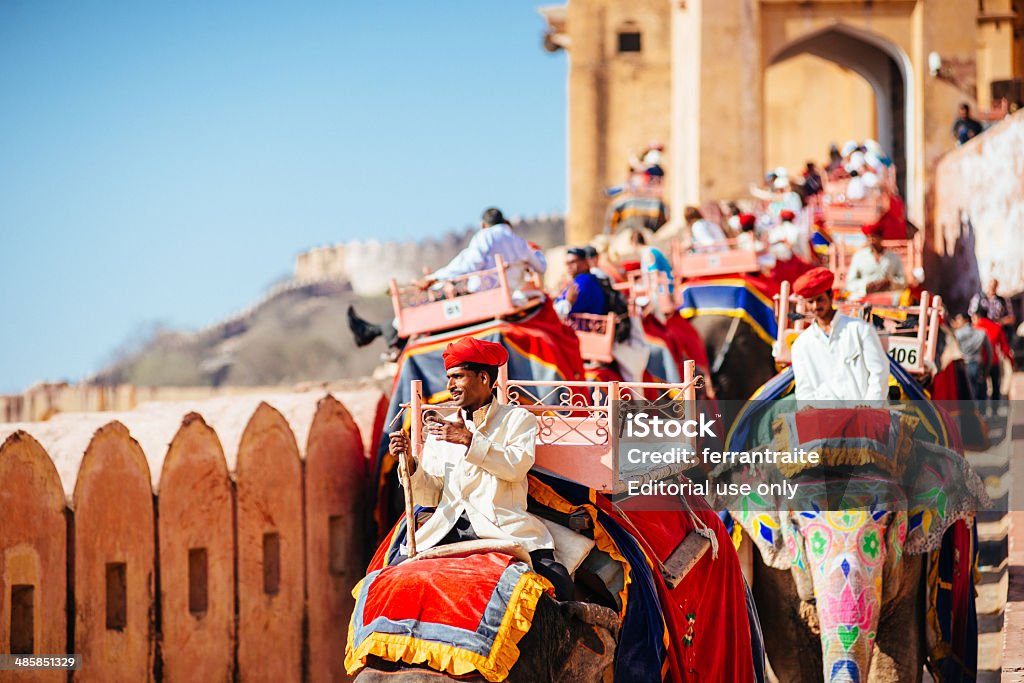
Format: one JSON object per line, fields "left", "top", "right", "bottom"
{"left": 352, "top": 596, "right": 619, "bottom": 683}
{"left": 722, "top": 391, "right": 988, "bottom": 682}
{"left": 747, "top": 514, "right": 925, "bottom": 682}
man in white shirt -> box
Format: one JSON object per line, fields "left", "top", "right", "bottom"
{"left": 420, "top": 207, "right": 547, "bottom": 292}
{"left": 387, "top": 336, "right": 574, "bottom": 600}
{"left": 348, "top": 207, "right": 546, "bottom": 352}
{"left": 845, "top": 223, "right": 906, "bottom": 299}
{"left": 790, "top": 267, "right": 890, "bottom": 402}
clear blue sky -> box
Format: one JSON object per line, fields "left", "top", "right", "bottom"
{"left": 0, "top": 1, "right": 567, "bottom": 393}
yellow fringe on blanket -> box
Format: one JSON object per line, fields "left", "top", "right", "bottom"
{"left": 528, "top": 476, "right": 634, "bottom": 620}
{"left": 344, "top": 569, "right": 553, "bottom": 682}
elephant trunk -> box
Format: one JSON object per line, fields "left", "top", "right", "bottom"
{"left": 802, "top": 516, "right": 889, "bottom": 683}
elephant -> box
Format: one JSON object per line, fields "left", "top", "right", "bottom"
{"left": 720, "top": 384, "right": 988, "bottom": 683}
{"left": 688, "top": 314, "right": 777, "bottom": 424}
{"left": 352, "top": 595, "right": 620, "bottom": 683}
{"left": 747, "top": 518, "right": 926, "bottom": 682}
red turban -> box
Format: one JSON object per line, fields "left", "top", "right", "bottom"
{"left": 792, "top": 267, "right": 835, "bottom": 298}
{"left": 861, "top": 222, "right": 884, "bottom": 237}
{"left": 739, "top": 213, "right": 756, "bottom": 228}
{"left": 779, "top": 209, "right": 796, "bottom": 222}
{"left": 442, "top": 337, "right": 509, "bottom": 370}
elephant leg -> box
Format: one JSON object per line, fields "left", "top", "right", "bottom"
{"left": 752, "top": 552, "right": 823, "bottom": 682}
{"left": 868, "top": 554, "right": 925, "bottom": 683}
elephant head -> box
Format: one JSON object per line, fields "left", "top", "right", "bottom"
{"left": 788, "top": 507, "right": 908, "bottom": 682}
{"left": 687, "top": 314, "right": 776, "bottom": 423}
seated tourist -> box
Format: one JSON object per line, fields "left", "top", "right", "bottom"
{"left": 348, "top": 207, "right": 545, "bottom": 353}
{"left": 419, "top": 207, "right": 547, "bottom": 293}
{"left": 387, "top": 337, "right": 574, "bottom": 600}
{"left": 685, "top": 206, "right": 728, "bottom": 249}
{"left": 845, "top": 223, "right": 907, "bottom": 299}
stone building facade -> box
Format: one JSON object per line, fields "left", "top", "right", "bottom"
{"left": 541, "top": 0, "right": 1024, "bottom": 243}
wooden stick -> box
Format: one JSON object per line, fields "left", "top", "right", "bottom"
{"left": 406, "top": 379, "right": 424, "bottom": 559}
{"left": 399, "top": 451, "right": 417, "bottom": 558}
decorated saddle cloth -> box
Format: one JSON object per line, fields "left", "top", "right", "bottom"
{"left": 345, "top": 551, "right": 552, "bottom": 682}
{"left": 770, "top": 406, "right": 919, "bottom": 477}
{"left": 677, "top": 275, "right": 779, "bottom": 346}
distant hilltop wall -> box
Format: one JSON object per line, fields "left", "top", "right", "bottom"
{"left": 295, "top": 214, "right": 565, "bottom": 295}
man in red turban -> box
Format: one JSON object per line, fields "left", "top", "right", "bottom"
{"left": 845, "top": 223, "right": 907, "bottom": 299}
{"left": 388, "top": 336, "right": 574, "bottom": 600}
{"left": 789, "top": 267, "right": 889, "bottom": 401}
{"left": 441, "top": 336, "right": 510, "bottom": 370}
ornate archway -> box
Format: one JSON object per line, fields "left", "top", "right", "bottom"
{"left": 767, "top": 23, "right": 914, "bottom": 199}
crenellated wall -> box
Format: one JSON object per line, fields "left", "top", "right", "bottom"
{"left": 294, "top": 215, "right": 565, "bottom": 295}
{"left": 930, "top": 109, "right": 1024, "bottom": 313}
{"left": 0, "top": 388, "right": 387, "bottom": 682}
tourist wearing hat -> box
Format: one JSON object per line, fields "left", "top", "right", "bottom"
{"left": 734, "top": 212, "right": 759, "bottom": 245}
{"left": 766, "top": 208, "right": 805, "bottom": 259}
{"left": 845, "top": 223, "right": 907, "bottom": 299}
{"left": 790, "top": 267, "right": 889, "bottom": 402}
{"left": 387, "top": 336, "right": 574, "bottom": 600}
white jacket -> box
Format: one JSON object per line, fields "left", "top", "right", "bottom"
{"left": 791, "top": 314, "right": 889, "bottom": 402}
{"left": 406, "top": 402, "right": 554, "bottom": 555}
{"left": 846, "top": 247, "right": 906, "bottom": 299}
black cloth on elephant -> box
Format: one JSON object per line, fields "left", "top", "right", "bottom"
{"left": 396, "top": 512, "right": 575, "bottom": 602}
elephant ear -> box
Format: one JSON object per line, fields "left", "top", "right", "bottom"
{"left": 882, "top": 510, "right": 908, "bottom": 604}
{"left": 731, "top": 508, "right": 792, "bottom": 570}
{"left": 903, "top": 441, "right": 991, "bottom": 554}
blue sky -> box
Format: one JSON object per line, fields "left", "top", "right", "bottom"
{"left": 0, "top": 1, "right": 567, "bottom": 393}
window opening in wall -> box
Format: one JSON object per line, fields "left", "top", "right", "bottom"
{"left": 263, "top": 532, "right": 281, "bottom": 596}
{"left": 106, "top": 562, "right": 127, "bottom": 630}
{"left": 188, "top": 547, "right": 209, "bottom": 616}
{"left": 329, "top": 515, "right": 346, "bottom": 577}
{"left": 10, "top": 584, "right": 34, "bottom": 654}
{"left": 618, "top": 31, "right": 642, "bottom": 53}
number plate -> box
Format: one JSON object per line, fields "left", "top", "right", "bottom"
{"left": 885, "top": 337, "right": 921, "bottom": 369}
{"left": 442, "top": 300, "right": 463, "bottom": 320}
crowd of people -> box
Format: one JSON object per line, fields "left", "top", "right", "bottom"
{"left": 350, "top": 132, "right": 1018, "bottom": 409}
{"left": 954, "top": 278, "right": 1018, "bottom": 410}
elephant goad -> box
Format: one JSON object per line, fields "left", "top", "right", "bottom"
{"left": 719, "top": 373, "right": 989, "bottom": 682}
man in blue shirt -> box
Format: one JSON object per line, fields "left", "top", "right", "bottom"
{"left": 952, "top": 103, "right": 983, "bottom": 145}
{"left": 554, "top": 247, "right": 608, "bottom": 319}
